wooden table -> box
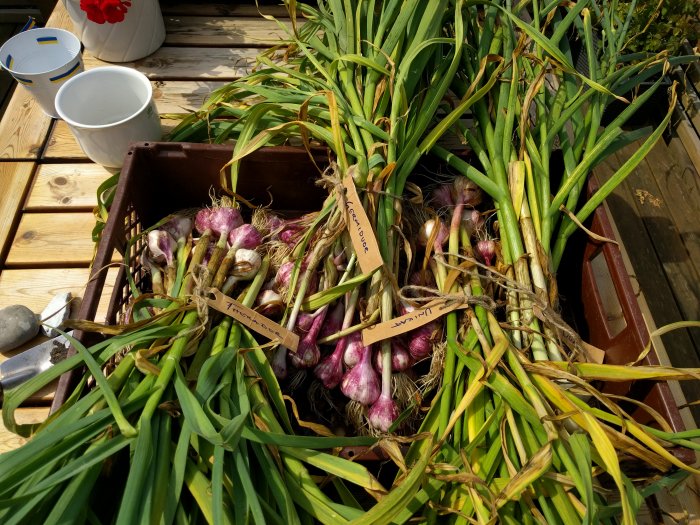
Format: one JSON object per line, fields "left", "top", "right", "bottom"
{"left": 0, "top": 0, "right": 289, "bottom": 448}
{"left": 0, "top": 2, "right": 699, "bottom": 521}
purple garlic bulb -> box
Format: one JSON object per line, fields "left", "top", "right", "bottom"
{"left": 231, "top": 249, "right": 262, "bottom": 281}
{"left": 289, "top": 342, "right": 321, "bottom": 369}
{"left": 374, "top": 340, "right": 411, "bottom": 373}
{"left": 340, "top": 343, "right": 380, "bottom": 406}
{"left": 476, "top": 239, "right": 496, "bottom": 267}
{"left": 147, "top": 230, "right": 176, "bottom": 267}
{"left": 163, "top": 216, "right": 193, "bottom": 243}
{"left": 290, "top": 306, "right": 327, "bottom": 369}
{"left": 451, "top": 177, "right": 483, "bottom": 208}
{"left": 431, "top": 183, "right": 454, "bottom": 209}
{"left": 318, "top": 300, "right": 344, "bottom": 340}
{"left": 461, "top": 209, "right": 484, "bottom": 237}
{"left": 256, "top": 289, "right": 283, "bottom": 317}
{"left": 314, "top": 337, "right": 347, "bottom": 389}
{"left": 210, "top": 207, "right": 244, "bottom": 238}
{"left": 367, "top": 392, "right": 400, "bottom": 432}
{"left": 343, "top": 332, "right": 364, "bottom": 368}
{"left": 294, "top": 312, "right": 316, "bottom": 334}
{"left": 408, "top": 324, "right": 434, "bottom": 360}
{"left": 418, "top": 218, "right": 449, "bottom": 249}
{"left": 228, "top": 223, "right": 262, "bottom": 251}
{"left": 272, "top": 346, "right": 288, "bottom": 379}
{"left": 195, "top": 208, "right": 212, "bottom": 234}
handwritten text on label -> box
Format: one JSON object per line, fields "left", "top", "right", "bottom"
{"left": 207, "top": 289, "right": 299, "bottom": 351}
{"left": 340, "top": 175, "right": 383, "bottom": 274}
{"left": 362, "top": 298, "right": 467, "bottom": 346}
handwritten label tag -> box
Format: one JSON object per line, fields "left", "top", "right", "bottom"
{"left": 206, "top": 289, "right": 299, "bottom": 351}
{"left": 340, "top": 175, "right": 383, "bottom": 274}
{"left": 362, "top": 298, "right": 467, "bottom": 346}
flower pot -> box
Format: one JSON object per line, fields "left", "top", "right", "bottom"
{"left": 63, "top": 0, "right": 165, "bottom": 63}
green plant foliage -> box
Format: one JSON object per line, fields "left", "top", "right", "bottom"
{"left": 617, "top": 0, "right": 700, "bottom": 55}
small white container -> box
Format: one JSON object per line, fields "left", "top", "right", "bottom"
{"left": 55, "top": 66, "right": 162, "bottom": 168}
{"left": 0, "top": 28, "right": 83, "bottom": 118}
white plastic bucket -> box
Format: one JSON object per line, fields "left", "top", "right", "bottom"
{"left": 0, "top": 27, "right": 83, "bottom": 118}
{"left": 55, "top": 66, "right": 162, "bottom": 168}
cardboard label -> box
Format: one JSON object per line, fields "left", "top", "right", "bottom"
{"left": 340, "top": 175, "right": 384, "bottom": 274}
{"left": 206, "top": 289, "right": 299, "bottom": 351}
{"left": 362, "top": 298, "right": 467, "bottom": 346}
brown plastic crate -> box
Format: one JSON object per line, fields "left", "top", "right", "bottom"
{"left": 51, "top": 141, "right": 694, "bottom": 466}
{"left": 51, "top": 142, "right": 330, "bottom": 408}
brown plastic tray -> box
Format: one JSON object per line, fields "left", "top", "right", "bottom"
{"left": 51, "top": 142, "right": 693, "bottom": 465}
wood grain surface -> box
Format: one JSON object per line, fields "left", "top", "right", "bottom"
{"left": 6, "top": 213, "right": 113, "bottom": 267}
{"left": 0, "top": 163, "right": 34, "bottom": 265}
{"left": 161, "top": 3, "right": 291, "bottom": 17}
{"left": 0, "top": 88, "right": 53, "bottom": 160}
{"left": 26, "top": 164, "right": 114, "bottom": 210}
{"left": 44, "top": 120, "right": 180, "bottom": 160}
{"left": 164, "top": 16, "right": 291, "bottom": 47}
{"left": 0, "top": 267, "right": 118, "bottom": 322}
{"left": 83, "top": 46, "right": 260, "bottom": 80}
{"left": 0, "top": 0, "right": 72, "bottom": 160}
{"left": 0, "top": 407, "right": 50, "bottom": 454}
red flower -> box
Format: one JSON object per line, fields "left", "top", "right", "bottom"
{"left": 80, "top": 0, "right": 131, "bottom": 24}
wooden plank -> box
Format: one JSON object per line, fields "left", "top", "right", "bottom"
{"left": 44, "top": 119, "right": 180, "bottom": 160}
{"left": 161, "top": 2, "right": 291, "bottom": 17}
{"left": 0, "top": 86, "right": 53, "bottom": 159}
{"left": 622, "top": 140, "right": 700, "bottom": 327}
{"left": 150, "top": 80, "right": 227, "bottom": 112}
{"left": 0, "top": 267, "right": 118, "bottom": 323}
{"left": 0, "top": 407, "right": 50, "bottom": 454}
{"left": 0, "top": 162, "right": 34, "bottom": 266}
{"left": 0, "top": 1, "right": 72, "bottom": 159}
{"left": 678, "top": 72, "right": 700, "bottom": 134}
{"left": 26, "top": 164, "right": 113, "bottom": 210}
{"left": 5, "top": 212, "right": 107, "bottom": 267}
{"left": 83, "top": 46, "right": 259, "bottom": 80}
{"left": 644, "top": 136, "right": 700, "bottom": 271}
{"left": 164, "top": 16, "right": 291, "bottom": 47}
{"left": 0, "top": 24, "right": 18, "bottom": 116}
{"left": 45, "top": 0, "right": 73, "bottom": 30}
{"left": 654, "top": 474, "right": 700, "bottom": 524}
{"left": 673, "top": 104, "right": 700, "bottom": 176}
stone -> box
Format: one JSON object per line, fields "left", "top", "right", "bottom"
{"left": 0, "top": 305, "right": 40, "bottom": 352}
{"left": 41, "top": 292, "right": 72, "bottom": 338}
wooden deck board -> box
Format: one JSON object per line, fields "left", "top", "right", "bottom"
{"left": 5, "top": 212, "right": 112, "bottom": 267}
{"left": 0, "top": 87, "right": 53, "bottom": 159}
{"left": 26, "top": 164, "right": 114, "bottom": 210}
{"left": 621, "top": 140, "right": 700, "bottom": 331}
{"left": 0, "top": 267, "right": 117, "bottom": 322}
{"left": 164, "top": 16, "right": 291, "bottom": 47}
{"left": 0, "top": 407, "right": 51, "bottom": 454}
{"left": 84, "top": 46, "right": 259, "bottom": 80}
{"left": 161, "top": 3, "right": 291, "bottom": 17}
{"left": 44, "top": 119, "right": 180, "bottom": 160}
{"left": 0, "top": 162, "right": 34, "bottom": 266}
